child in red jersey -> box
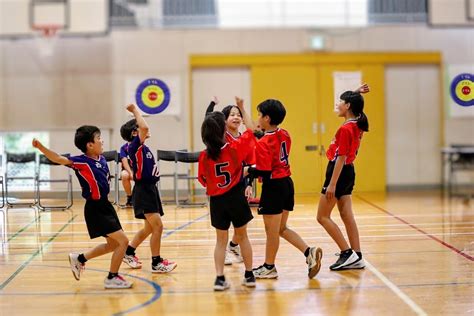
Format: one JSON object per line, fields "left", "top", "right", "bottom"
{"left": 244, "top": 99, "right": 322, "bottom": 280}
{"left": 198, "top": 111, "right": 256, "bottom": 291}
{"left": 317, "top": 84, "right": 370, "bottom": 271}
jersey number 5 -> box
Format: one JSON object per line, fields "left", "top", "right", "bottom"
{"left": 280, "top": 141, "right": 289, "bottom": 166}
{"left": 215, "top": 162, "right": 231, "bottom": 188}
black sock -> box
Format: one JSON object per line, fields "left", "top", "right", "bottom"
{"left": 304, "top": 247, "right": 310, "bottom": 257}
{"left": 244, "top": 270, "right": 254, "bottom": 278}
{"left": 126, "top": 246, "right": 136, "bottom": 256}
{"left": 107, "top": 272, "right": 118, "bottom": 280}
{"left": 263, "top": 262, "right": 275, "bottom": 270}
{"left": 152, "top": 256, "right": 162, "bottom": 266}
{"left": 77, "top": 253, "right": 87, "bottom": 264}
{"left": 216, "top": 275, "right": 225, "bottom": 281}
{"left": 127, "top": 195, "right": 132, "bottom": 202}
{"left": 356, "top": 251, "right": 362, "bottom": 259}
{"left": 229, "top": 241, "right": 238, "bottom": 247}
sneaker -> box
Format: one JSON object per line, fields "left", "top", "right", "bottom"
{"left": 123, "top": 254, "right": 142, "bottom": 269}
{"left": 68, "top": 253, "right": 85, "bottom": 281}
{"left": 242, "top": 274, "right": 256, "bottom": 287}
{"left": 224, "top": 251, "right": 233, "bottom": 265}
{"left": 152, "top": 259, "right": 177, "bottom": 273}
{"left": 104, "top": 275, "right": 133, "bottom": 289}
{"left": 329, "top": 250, "right": 359, "bottom": 271}
{"left": 125, "top": 196, "right": 133, "bottom": 207}
{"left": 228, "top": 244, "right": 243, "bottom": 263}
{"left": 340, "top": 258, "right": 366, "bottom": 270}
{"left": 253, "top": 265, "right": 278, "bottom": 279}
{"left": 306, "top": 247, "right": 323, "bottom": 279}
{"left": 214, "top": 277, "right": 230, "bottom": 291}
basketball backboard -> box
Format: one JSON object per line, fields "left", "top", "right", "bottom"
{"left": 428, "top": 0, "right": 474, "bottom": 27}
{"left": 0, "top": 0, "right": 109, "bottom": 38}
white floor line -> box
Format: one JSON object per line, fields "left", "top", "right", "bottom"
{"left": 365, "top": 259, "right": 427, "bottom": 316}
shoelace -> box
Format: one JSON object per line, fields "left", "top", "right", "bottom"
{"left": 116, "top": 275, "right": 126, "bottom": 282}
{"left": 133, "top": 256, "right": 142, "bottom": 264}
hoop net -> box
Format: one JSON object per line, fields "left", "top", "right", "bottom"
{"left": 32, "top": 24, "right": 61, "bottom": 57}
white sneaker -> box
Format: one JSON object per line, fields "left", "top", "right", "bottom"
{"left": 253, "top": 265, "right": 278, "bottom": 279}
{"left": 228, "top": 244, "right": 243, "bottom": 263}
{"left": 123, "top": 254, "right": 142, "bottom": 269}
{"left": 152, "top": 259, "right": 177, "bottom": 273}
{"left": 68, "top": 253, "right": 85, "bottom": 281}
{"left": 224, "top": 251, "right": 233, "bottom": 265}
{"left": 341, "top": 258, "right": 366, "bottom": 270}
{"left": 104, "top": 275, "right": 133, "bottom": 289}
{"left": 329, "top": 250, "right": 359, "bottom": 271}
{"left": 306, "top": 247, "right": 323, "bottom": 279}
{"left": 214, "top": 277, "right": 230, "bottom": 291}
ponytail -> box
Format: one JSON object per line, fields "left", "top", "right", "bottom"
{"left": 340, "top": 91, "right": 369, "bottom": 132}
{"left": 201, "top": 112, "right": 226, "bottom": 161}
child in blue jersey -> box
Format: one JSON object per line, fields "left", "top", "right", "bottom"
{"left": 32, "top": 126, "right": 132, "bottom": 289}
{"left": 118, "top": 124, "right": 134, "bottom": 207}
{"left": 121, "top": 103, "right": 177, "bottom": 273}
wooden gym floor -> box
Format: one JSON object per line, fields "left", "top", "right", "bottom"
{"left": 0, "top": 191, "right": 472, "bottom": 315}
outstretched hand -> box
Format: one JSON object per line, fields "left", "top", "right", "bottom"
{"left": 32, "top": 138, "right": 42, "bottom": 149}
{"left": 235, "top": 96, "right": 244, "bottom": 110}
{"left": 126, "top": 103, "right": 137, "bottom": 112}
{"left": 212, "top": 96, "right": 219, "bottom": 104}
{"left": 356, "top": 83, "right": 370, "bottom": 94}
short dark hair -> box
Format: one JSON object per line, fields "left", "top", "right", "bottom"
{"left": 120, "top": 119, "right": 138, "bottom": 141}
{"left": 256, "top": 99, "right": 286, "bottom": 126}
{"left": 201, "top": 112, "right": 226, "bottom": 161}
{"left": 340, "top": 91, "right": 369, "bottom": 132}
{"left": 74, "top": 125, "right": 101, "bottom": 153}
{"left": 221, "top": 105, "right": 242, "bottom": 120}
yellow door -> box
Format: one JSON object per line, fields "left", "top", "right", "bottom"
{"left": 318, "top": 64, "right": 386, "bottom": 192}
{"left": 251, "top": 65, "right": 323, "bottom": 194}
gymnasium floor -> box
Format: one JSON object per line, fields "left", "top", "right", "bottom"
{"left": 0, "top": 191, "right": 472, "bottom": 315}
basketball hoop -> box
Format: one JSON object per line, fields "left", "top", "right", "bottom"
{"left": 32, "top": 24, "right": 61, "bottom": 57}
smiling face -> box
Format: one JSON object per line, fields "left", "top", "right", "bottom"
{"left": 87, "top": 133, "right": 104, "bottom": 156}
{"left": 225, "top": 106, "right": 242, "bottom": 132}
{"left": 336, "top": 99, "right": 351, "bottom": 117}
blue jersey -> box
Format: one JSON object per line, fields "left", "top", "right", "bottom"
{"left": 69, "top": 154, "right": 110, "bottom": 200}
{"left": 119, "top": 142, "right": 129, "bottom": 160}
{"left": 128, "top": 136, "right": 160, "bottom": 183}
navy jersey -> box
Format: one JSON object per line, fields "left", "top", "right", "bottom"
{"left": 69, "top": 154, "right": 110, "bottom": 200}
{"left": 119, "top": 142, "right": 129, "bottom": 160}
{"left": 127, "top": 136, "right": 160, "bottom": 183}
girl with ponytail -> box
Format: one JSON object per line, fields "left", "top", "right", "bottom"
{"left": 316, "top": 83, "right": 370, "bottom": 271}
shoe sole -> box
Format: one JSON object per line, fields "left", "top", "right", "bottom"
{"left": 152, "top": 263, "right": 178, "bottom": 273}
{"left": 308, "top": 247, "right": 323, "bottom": 279}
{"left": 340, "top": 260, "right": 366, "bottom": 270}
{"left": 104, "top": 284, "right": 134, "bottom": 289}
{"left": 68, "top": 254, "right": 80, "bottom": 281}
{"left": 213, "top": 286, "right": 230, "bottom": 291}
{"left": 242, "top": 282, "right": 256, "bottom": 287}
{"left": 254, "top": 274, "right": 278, "bottom": 279}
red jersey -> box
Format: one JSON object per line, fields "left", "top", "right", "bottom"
{"left": 198, "top": 129, "right": 256, "bottom": 196}
{"left": 326, "top": 120, "right": 363, "bottom": 165}
{"left": 255, "top": 128, "right": 291, "bottom": 179}
{"left": 225, "top": 130, "right": 256, "bottom": 165}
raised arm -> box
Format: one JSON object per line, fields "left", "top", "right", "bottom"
{"left": 126, "top": 103, "right": 149, "bottom": 142}
{"left": 205, "top": 96, "right": 219, "bottom": 118}
{"left": 32, "top": 138, "right": 72, "bottom": 165}
{"left": 235, "top": 96, "right": 257, "bottom": 130}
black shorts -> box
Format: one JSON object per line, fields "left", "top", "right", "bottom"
{"left": 84, "top": 198, "right": 122, "bottom": 239}
{"left": 258, "top": 176, "right": 295, "bottom": 215}
{"left": 209, "top": 184, "right": 254, "bottom": 230}
{"left": 132, "top": 181, "right": 164, "bottom": 219}
{"left": 321, "top": 161, "right": 355, "bottom": 199}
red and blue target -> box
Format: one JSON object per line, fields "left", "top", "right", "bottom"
{"left": 450, "top": 73, "right": 473, "bottom": 107}
{"left": 135, "top": 78, "right": 171, "bottom": 114}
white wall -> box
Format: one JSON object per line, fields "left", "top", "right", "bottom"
{"left": 0, "top": 25, "right": 473, "bottom": 189}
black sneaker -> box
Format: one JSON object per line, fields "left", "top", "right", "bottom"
{"left": 214, "top": 277, "right": 230, "bottom": 291}
{"left": 329, "top": 250, "right": 359, "bottom": 271}
{"left": 125, "top": 196, "right": 133, "bottom": 207}
{"left": 242, "top": 274, "right": 256, "bottom": 287}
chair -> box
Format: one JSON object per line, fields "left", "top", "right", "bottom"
{"left": 175, "top": 150, "right": 207, "bottom": 207}
{"left": 448, "top": 144, "right": 474, "bottom": 197}
{"left": 5, "top": 152, "right": 37, "bottom": 207}
{"left": 156, "top": 150, "right": 179, "bottom": 204}
{"left": 103, "top": 150, "right": 120, "bottom": 205}
{"left": 35, "top": 154, "right": 73, "bottom": 211}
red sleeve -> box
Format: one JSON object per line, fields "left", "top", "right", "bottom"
{"left": 336, "top": 127, "right": 351, "bottom": 156}
{"left": 256, "top": 138, "right": 272, "bottom": 171}
{"left": 232, "top": 129, "right": 257, "bottom": 163}
{"left": 197, "top": 151, "right": 207, "bottom": 187}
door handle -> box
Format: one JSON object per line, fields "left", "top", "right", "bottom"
{"left": 305, "top": 145, "right": 319, "bottom": 152}
{"left": 320, "top": 145, "right": 325, "bottom": 156}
